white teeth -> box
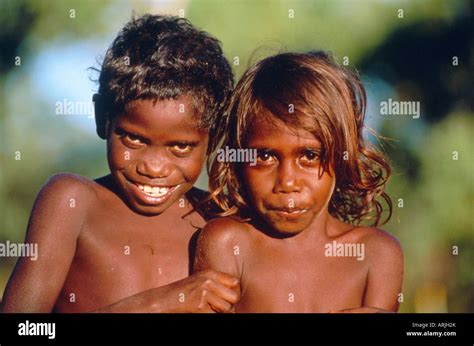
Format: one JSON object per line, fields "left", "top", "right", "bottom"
{"left": 136, "top": 184, "right": 172, "bottom": 197}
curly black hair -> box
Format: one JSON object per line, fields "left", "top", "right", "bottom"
{"left": 94, "top": 14, "right": 233, "bottom": 153}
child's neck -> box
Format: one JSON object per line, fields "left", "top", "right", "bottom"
{"left": 300, "top": 211, "right": 355, "bottom": 241}
{"left": 286, "top": 209, "right": 332, "bottom": 245}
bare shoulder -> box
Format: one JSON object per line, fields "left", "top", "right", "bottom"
{"left": 34, "top": 172, "right": 98, "bottom": 216}
{"left": 1, "top": 173, "right": 99, "bottom": 312}
{"left": 42, "top": 172, "right": 97, "bottom": 197}
{"left": 354, "top": 226, "right": 403, "bottom": 263}
{"left": 351, "top": 227, "right": 404, "bottom": 311}
{"left": 194, "top": 217, "right": 251, "bottom": 275}
{"left": 199, "top": 217, "right": 252, "bottom": 247}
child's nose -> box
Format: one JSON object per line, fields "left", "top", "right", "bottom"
{"left": 136, "top": 155, "right": 172, "bottom": 179}
{"left": 273, "top": 160, "right": 301, "bottom": 193}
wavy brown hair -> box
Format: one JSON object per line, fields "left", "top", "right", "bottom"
{"left": 207, "top": 51, "right": 392, "bottom": 227}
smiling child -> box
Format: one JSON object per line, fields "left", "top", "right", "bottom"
{"left": 1, "top": 14, "right": 240, "bottom": 313}
{"left": 195, "top": 51, "right": 403, "bottom": 313}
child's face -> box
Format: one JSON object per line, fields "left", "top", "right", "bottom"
{"left": 243, "top": 118, "right": 335, "bottom": 235}
{"left": 107, "top": 96, "right": 208, "bottom": 216}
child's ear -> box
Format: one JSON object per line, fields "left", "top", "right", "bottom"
{"left": 93, "top": 93, "right": 108, "bottom": 139}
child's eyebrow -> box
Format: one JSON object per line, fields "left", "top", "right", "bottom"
{"left": 165, "top": 139, "right": 201, "bottom": 146}
{"left": 299, "top": 145, "right": 323, "bottom": 151}
{"left": 251, "top": 146, "right": 275, "bottom": 154}
{"left": 249, "top": 143, "right": 323, "bottom": 151}
{"left": 115, "top": 126, "right": 150, "bottom": 141}
{"left": 249, "top": 145, "right": 269, "bottom": 150}
{"left": 115, "top": 126, "right": 144, "bottom": 136}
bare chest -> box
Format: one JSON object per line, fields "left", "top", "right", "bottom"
{"left": 237, "top": 244, "right": 368, "bottom": 312}
{"left": 55, "top": 206, "right": 199, "bottom": 311}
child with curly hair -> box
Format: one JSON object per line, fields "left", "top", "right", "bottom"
{"left": 195, "top": 51, "right": 403, "bottom": 313}
{"left": 1, "top": 14, "right": 239, "bottom": 313}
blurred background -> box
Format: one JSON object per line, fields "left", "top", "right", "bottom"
{"left": 0, "top": 0, "right": 472, "bottom": 312}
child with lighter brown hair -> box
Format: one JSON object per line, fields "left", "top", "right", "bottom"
{"left": 194, "top": 51, "right": 403, "bottom": 313}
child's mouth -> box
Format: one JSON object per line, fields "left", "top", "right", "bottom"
{"left": 124, "top": 177, "right": 181, "bottom": 206}
{"left": 136, "top": 183, "right": 175, "bottom": 198}
{"left": 271, "top": 208, "right": 309, "bottom": 220}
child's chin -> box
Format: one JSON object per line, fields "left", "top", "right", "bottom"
{"left": 275, "top": 225, "right": 307, "bottom": 236}
{"left": 264, "top": 219, "right": 310, "bottom": 237}
{"left": 128, "top": 202, "right": 170, "bottom": 216}
{"left": 125, "top": 196, "right": 179, "bottom": 216}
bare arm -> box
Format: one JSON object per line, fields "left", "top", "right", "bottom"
{"left": 363, "top": 230, "right": 403, "bottom": 312}
{"left": 94, "top": 270, "right": 239, "bottom": 313}
{"left": 192, "top": 218, "right": 244, "bottom": 312}
{"left": 1, "top": 174, "right": 90, "bottom": 312}
{"left": 194, "top": 218, "right": 242, "bottom": 279}
{"left": 334, "top": 229, "right": 403, "bottom": 313}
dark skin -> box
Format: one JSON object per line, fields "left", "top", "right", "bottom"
{"left": 1, "top": 97, "right": 239, "bottom": 313}
{"left": 195, "top": 119, "right": 403, "bottom": 313}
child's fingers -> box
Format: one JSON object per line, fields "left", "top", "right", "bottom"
{"left": 208, "top": 281, "right": 240, "bottom": 304}
{"left": 211, "top": 271, "right": 240, "bottom": 288}
{"left": 206, "top": 293, "right": 233, "bottom": 313}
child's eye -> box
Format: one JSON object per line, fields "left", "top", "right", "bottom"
{"left": 171, "top": 143, "right": 193, "bottom": 156}
{"left": 256, "top": 150, "right": 276, "bottom": 165}
{"left": 300, "top": 150, "right": 320, "bottom": 165}
{"left": 121, "top": 134, "right": 144, "bottom": 148}
{"left": 127, "top": 134, "right": 141, "bottom": 143}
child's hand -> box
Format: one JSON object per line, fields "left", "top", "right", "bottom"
{"left": 94, "top": 270, "right": 240, "bottom": 313}
{"left": 166, "top": 269, "right": 241, "bottom": 313}
{"left": 329, "top": 307, "right": 393, "bottom": 313}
